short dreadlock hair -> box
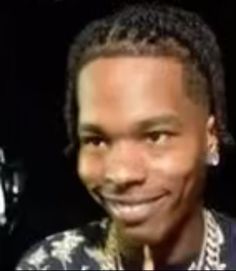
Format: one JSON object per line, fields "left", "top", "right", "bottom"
{"left": 65, "top": 3, "right": 234, "bottom": 154}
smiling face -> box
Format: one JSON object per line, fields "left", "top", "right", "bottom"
{"left": 77, "top": 56, "right": 217, "bottom": 244}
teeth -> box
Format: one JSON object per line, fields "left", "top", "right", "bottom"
{"left": 108, "top": 202, "right": 149, "bottom": 216}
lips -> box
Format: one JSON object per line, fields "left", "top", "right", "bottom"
{"left": 102, "top": 193, "right": 167, "bottom": 224}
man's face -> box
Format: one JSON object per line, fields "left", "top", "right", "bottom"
{"left": 77, "top": 56, "right": 215, "bottom": 244}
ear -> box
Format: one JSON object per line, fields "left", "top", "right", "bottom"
{"left": 206, "top": 116, "right": 220, "bottom": 166}
{"left": 207, "top": 116, "right": 218, "bottom": 147}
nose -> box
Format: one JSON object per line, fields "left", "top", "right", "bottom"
{"left": 105, "top": 140, "right": 146, "bottom": 187}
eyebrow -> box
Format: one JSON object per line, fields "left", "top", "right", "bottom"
{"left": 78, "top": 115, "right": 182, "bottom": 136}
{"left": 78, "top": 124, "right": 106, "bottom": 135}
{"left": 135, "top": 115, "right": 182, "bottom": 131}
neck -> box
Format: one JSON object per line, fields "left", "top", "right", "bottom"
{"left": 117, "top": 206, "right": 205, "bottom": 270}
{"left": 151, "top": 206, "right": 204, "bottom": 266}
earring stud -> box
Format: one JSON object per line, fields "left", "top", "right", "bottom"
{"left": 207, "top": 151, "right": 220, "bottom": 166}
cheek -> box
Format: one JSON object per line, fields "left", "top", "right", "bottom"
{"left": 78, "top": 152, "right": 105, "bottom": 189}
{"left": 148, "top": 144, "right": 205, "bottom": 200}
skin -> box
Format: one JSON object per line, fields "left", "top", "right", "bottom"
{"left": 77, "top": 56, "right": 218, "bottom": 268}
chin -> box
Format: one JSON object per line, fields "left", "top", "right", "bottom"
{"left": 116, "top": 219, "right": 170, "bottom": 246}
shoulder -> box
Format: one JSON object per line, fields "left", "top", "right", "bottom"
{"left": 214, "top": 210, "right": 236, "bottom": 238}
{"left": 16, "top": 219, "right": 110, "bottom": 270}
{"left": 213, "top": 210, "right": 236, "bottom": 268}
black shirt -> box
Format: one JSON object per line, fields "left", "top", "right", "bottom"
{"left": 16, "top": 210, "right": 236, "bottom": 270}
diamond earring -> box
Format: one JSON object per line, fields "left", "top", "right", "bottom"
{"left": 207, "top": 150, "right": 220, "bottom": 166}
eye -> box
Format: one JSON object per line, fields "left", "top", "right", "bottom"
{"left": 145, "top": 131, "right": 174, "bottom": 145}
{"left": 80, "top": 136, "right": 108, "bottom": 149}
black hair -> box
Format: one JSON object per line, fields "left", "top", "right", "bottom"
{"left": 65, "top": 3, "right": 234, "bottom": 154}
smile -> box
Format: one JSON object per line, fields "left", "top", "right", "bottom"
{"left": 103, "top": 194, "right": 167, "bottom": 224}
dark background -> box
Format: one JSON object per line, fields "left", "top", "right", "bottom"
{"left": 1, "top": 0, "right": 236, "bottom": 269}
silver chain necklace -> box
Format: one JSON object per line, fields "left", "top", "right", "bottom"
{"left": 101, "top": 209, "right": 226, "bottom": 270}
{"left": 188, "top": 209, "right": 226, "bottom": 270}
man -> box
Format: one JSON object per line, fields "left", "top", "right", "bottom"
{"left": 17, "top": 3, "right": 236, "bottom": 270}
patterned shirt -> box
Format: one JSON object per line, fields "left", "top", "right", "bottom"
{"left": 16, "top": 210, "right": 236, "bottom": 270}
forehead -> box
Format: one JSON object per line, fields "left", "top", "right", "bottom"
{"left": 78, "top": 56, "right": 184, "bottom": 94}
{"left": 77, "top": 57, "right": 207, "bottom": 130}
